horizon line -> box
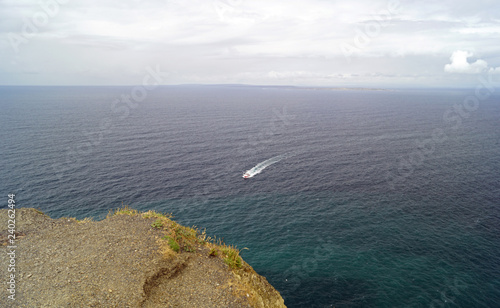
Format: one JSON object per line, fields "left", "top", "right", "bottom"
{"left": 0, "top": 83, "right": 478, "bottom": 90}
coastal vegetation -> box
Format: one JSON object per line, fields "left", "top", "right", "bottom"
{"left": 109, "top": 205, "right": 244, "bottom": 269}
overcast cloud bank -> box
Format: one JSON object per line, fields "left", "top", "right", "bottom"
{"left": 1, "top": 0, "right": 500, "bottom": 86}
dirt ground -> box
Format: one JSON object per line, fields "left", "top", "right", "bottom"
{"left": 0, "top": 208, "right": 286, "bottom": 308}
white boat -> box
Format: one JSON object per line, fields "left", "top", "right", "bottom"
{"left": 242, "top": 172, "right": 251, "bottom": 179}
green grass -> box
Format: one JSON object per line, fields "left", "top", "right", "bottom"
{"left": 183, "top": 242, "right": 195, "bottom": 252}
{"left": 168, "top": 224, "right": 200, "bottom": 252}
{"left": 221, "top": 245, "right": 243, "bottom": 269}
{"left": 162, "top": 236, "right": 180, "bottom": 253}
{"left": 209, "top": 248, "right": 218, "bottom": 257}
{"left": 144, "top": 211, "right": 201, "bottom": 253}
{"left": 151, "top": 219, "right": 164, "bottom": 229}
{"left": 108, "top": 205, "right": 138, "bottom": 217}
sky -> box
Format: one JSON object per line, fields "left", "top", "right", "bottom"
{"left": 1, "top": 0, "right": 500, "bottom": 87}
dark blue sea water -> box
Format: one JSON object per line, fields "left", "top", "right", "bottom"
{"left": 1, "top": 85, "right": 499, "bottom": 307}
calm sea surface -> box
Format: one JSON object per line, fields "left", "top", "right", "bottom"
{"left": 1, "top": 85, "right": 499, "bottom": 307}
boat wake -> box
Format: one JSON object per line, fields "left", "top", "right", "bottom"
{"left": 243, "top": 154, "right": 290, "bottom": 179}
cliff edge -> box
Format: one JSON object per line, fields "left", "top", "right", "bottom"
{"left": 0, "top": 208, "right": 286, "bottom": 308}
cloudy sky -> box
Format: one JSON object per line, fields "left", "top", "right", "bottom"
{"left": 1, "top": 0, "right": 500, "bottom": 87}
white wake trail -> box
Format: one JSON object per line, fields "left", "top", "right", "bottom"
{"left": 243, "top": 154, "right": 289, "bottom": 178}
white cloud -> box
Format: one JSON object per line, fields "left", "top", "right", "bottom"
{"left": 444, "top": 50, "right": 488, "bottom": 74}
{"left": 455, "top": 25, "right": 500, "bottom": 34}
{"left": 489, "top": 67, "right": 500, "bottom": 74}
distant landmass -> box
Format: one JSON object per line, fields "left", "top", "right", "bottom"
{"left": 171, "top": 84, "right": 391, "bottom": 91}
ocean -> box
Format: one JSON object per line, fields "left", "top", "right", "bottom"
{"left": 1, "top": 85, "right": 499, "bottom": 307}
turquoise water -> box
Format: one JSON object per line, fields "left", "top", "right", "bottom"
{"left": 1, "top": 86, "right": 499, "bottom": 307}
{"left": 141, "top": 192, "right": 497, "bottom": 307}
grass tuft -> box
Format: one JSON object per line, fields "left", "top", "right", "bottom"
{"left": 162, "top": 236, "right": 180, "bottom": 253}
{"left": 221, "top": 245, "right": 243, "bottom": 269}
{"left": 205, "top": 237, "right": 245, "bottom": 269}
{"left": 160, "top": 222, "right": 201, "bottom": 253}
{"left": 78, "top": 217, "right": 94, "bottom": 224}
{"left": 108, "top": 205, "right": 138, "bottom": 217}
{"left": 151, "top": 219, "right": 164, "bottom": 229}
{"left": 209, "top": 248, "right": 218, "bottom": 257}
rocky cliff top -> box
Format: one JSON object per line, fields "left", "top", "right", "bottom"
{"left": 0, "top": 207, "right": 286, "bottom": 308}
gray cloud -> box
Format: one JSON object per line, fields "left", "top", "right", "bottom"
{"left": 1, "top": 0, "right": 500, "bottom": 86}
